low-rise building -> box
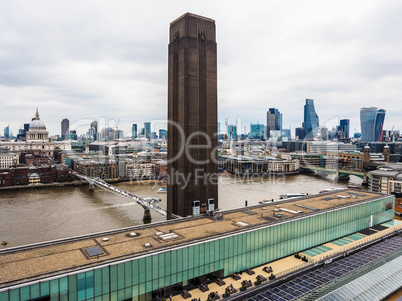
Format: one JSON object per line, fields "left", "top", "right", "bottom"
{"left": 0, "top": 148, "right": 19, "bottom": 169}
{"left": 220, "top": 155, "right": 300, "bottom": 175}
{"left": 126, "top": 163, "right": 155, "bottom": 180}
{"left": 268, "top": 158, "right": 300, "bottom": 174}
{"left": 307, "top": 141, "right": 357, "bottom": 153}
{"left": 0, "top": 163, "right": 72, "bottom": 187}
{"left": 154, "top": 160, "right": 167, "bottom": 178}
{"left": 369, "top": 163, "right": 402, "bottom": 194}
{"left": 74, "top": 160, "right": 118, "bottom": 180}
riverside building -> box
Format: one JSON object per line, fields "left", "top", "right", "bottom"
{"left": 0, "top": 148, "right": 19, "bottom": 170}
{"left": 0, "top": 190, "right": 397, "bottom": 301}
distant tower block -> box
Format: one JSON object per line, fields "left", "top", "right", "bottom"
{"left": 383, "top": 144, "right": 390, "bottom": 163}
{"left": 167, "top": 13, "right": 218, "bottom": 219}
{"left": 363, "top": 145, "right": 371, "bottom": 169}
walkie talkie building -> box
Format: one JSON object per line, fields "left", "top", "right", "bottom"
{"left": 360, "top": 107, "right": 386, "bottom": 142}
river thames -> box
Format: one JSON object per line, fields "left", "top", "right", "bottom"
{"left": 0, "top": 173, "right": 361, "bottom": 248}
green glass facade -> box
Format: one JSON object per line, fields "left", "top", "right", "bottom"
{"left": 0, "top": 196, "right": 394, "bottom": 301}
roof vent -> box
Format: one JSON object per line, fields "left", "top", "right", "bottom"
{"left": 102, "top": 237, "right": 109, "bottom": 242}
{"left": 144, "top": 243, "right": 152, "bottom": 248}
{"left": 235, "top": 221, "right": 249, "bottom": 227}
{"left": 127, "top": 232, "right": 138, "bottom": 237}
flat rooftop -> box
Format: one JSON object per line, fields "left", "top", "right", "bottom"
{"left": 0, "top": 190, "right": 385, "bottom": 287}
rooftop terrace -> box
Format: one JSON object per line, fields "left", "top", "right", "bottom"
{"left": 0, "top": 190, "right": 385, "bottom": 287}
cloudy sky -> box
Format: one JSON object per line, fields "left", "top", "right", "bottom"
{"left": 1, "top": 0, "right": 402, "bottom": 138}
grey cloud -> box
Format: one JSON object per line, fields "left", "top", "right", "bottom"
{"left": 1, "top": 0, "right": 402, "bottom": 136}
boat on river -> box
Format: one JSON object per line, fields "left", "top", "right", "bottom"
{"left": 319, "top": 187, "right": 345, "bottom": 193}
{"left": 279, "top": 193, "right": 308, "bottom": 200}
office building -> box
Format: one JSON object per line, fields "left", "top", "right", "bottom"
{"left": 295, "top": 127, "right": 305, "bottom": 140}
{"left": 281, "top": 129, "right": 291, "bottom": 140}
{"left": 61, "top": 118, "right": 69, "bottom": 140}
{"left": 303, "top": 99, "right": 319, "bottom": 139}
{"left": 0, "top": 148, "right": 19, "bottom": 169}
{"left": 319, "top": 127, "right": 329, "bottom": 141}
{"left": 99, "top": 128, "right": 115, "bottom": 141}
{"left": 16, "top": 124, "right": 30, "bottom": 140}
{"left": 167, "top": 13, "right": 218, "bottom": 218}
{"left": 269, "top": 130, "right": 282, "bottom": 144}
{"left": 340, "top": 119, "right": 350, "bottom": 139}
{"left": 90, "top": 121, "right": 98, "bottom": 141}
{"left": 67, "top": 130, "right": 77, "bottom": 140}
{"left": 144, "top": 122, "right": 151, "bottom": 140}
{"left": 115, "top": 130, "right": 124, "bottom": 140}
{"left": 369, "top": 163, "right": 402, "bottom": 194}
{"left": 132, "top": 124, "right": 137, "bottom": 139}
{"left": 159, "top": 129, "right": 167, "bottom": 140}
{"left": 126, "top": 163, "right": 155, "bottom": 180}
{"left": 74, "top": 159, "right": 118, "bottom": 179}
{"left": 3, "top": 126, "right": 10, "bottom": 141}
{"left": 227, "top": 125, "right": 237, "bottom": 140}
{"left": 249, "top": 123, "right": 265, "bottom": 140}
{"left": 308, "top": 141, "right": 357, "bottom": 154}
{"left": 266, "top": 108, "right": 282, "bottom": 139}
{"left": 360, "top": 107, "right": 386, "bottom": 142}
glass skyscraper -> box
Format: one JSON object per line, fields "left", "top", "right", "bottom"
{"left": 360, "top": 107, "right": 386, "bottom": 142}
{"left": 249, "top": 123, "right": 265, "bottom": 140}
{"left": 90, "top": 121, "right": 98, "bottom": 141}
{"left": 61, "top": 118, "right": 69, "bottom": 140}
{"left": 159, "top": 129, "right": 167, "bottom": 140}
{"left": 266, "top": 108, "right": 282, "bottom": 139}
{"left": 227, "top": 125, "right": 237, "bottom": 140}
{"left": 295, "top": 127, "right": 305, "bottom": 140}
{"left": 144, "top": 122, "right": 151, "bottom": 139}
{"left": 302, "top": 99, "right": 319, "bottom": 139}
{"left": 340, "top": 119, "right": 350, "bottom": 139}
{"left": 132, "top": 124, "right": 137, "bottom": 139}
{"left": 4, "top": 126, "right": 10, "bottom": 140}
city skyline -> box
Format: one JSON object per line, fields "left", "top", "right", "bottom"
{"left": 1, "top": 1, "right": 402, "bottom": 136}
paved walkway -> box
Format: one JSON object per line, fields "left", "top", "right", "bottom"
{"left": 172, "top": 221, "right": 402, "bottom": 301}
{"left": 173, "top": 256, "right": 304, "bottom": 301}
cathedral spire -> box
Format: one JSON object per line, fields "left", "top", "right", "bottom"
{"left": 35, "top": 108, "right": 40, "bottom": 120}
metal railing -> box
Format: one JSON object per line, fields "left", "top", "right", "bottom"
{"left": 75, "top": 174, "right": 181, "bottom": 218}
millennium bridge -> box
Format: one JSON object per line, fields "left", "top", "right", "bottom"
{"left": 75, "top": 174, "right": 179, "bottom": 222}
